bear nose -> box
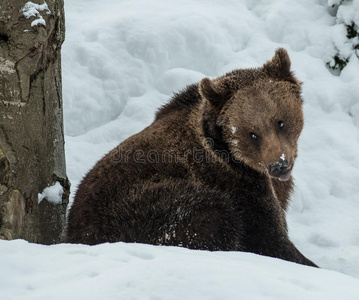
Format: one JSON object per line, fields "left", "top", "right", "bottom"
{"left": 269, "top": 160, "right": 288, "bottom": 177}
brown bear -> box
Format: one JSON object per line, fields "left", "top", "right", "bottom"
{"left": 67, "top": 48, "right": 317, "bottom": 267}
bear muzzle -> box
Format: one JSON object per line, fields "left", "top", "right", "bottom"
{"left": 269, "top": 159, "right": 292, "bottom": 181}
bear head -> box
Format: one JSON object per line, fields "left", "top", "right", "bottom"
{"left": 199, "top": 48, "right": 304, "bottom": 181}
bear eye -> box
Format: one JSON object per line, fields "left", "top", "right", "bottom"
{"left": 278, "top": 120, "right": 285, "bottom": 129}
{"left": 250, "top": 133, "right": 257, "bottom": 140}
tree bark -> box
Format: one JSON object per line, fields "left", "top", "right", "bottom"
{"left": 0, "top": 0, "right": 69, "bottom": 244}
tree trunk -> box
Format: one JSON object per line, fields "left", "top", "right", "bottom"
{"left": 0, "top": 0, "right": 70, "bottom": 244}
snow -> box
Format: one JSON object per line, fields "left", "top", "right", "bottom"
{"left": 336, "top": 0, "right": 359, "bottom": 26}
{"left": 38, "top": 182, "right": 63, "bottom": 204}
{"left": 232, "top": 140, "right": 239, "bottom": 147}
{"left": 280, "top": 153, "right": 286, "bottom": 161}
{"left": 20, "top": 1, "right": 50, "bottom": 27}
{"left": 2, "top": 0, "right": 359, "bottom": 299}
{"left": 328, "top": 0, "right": 342, "bottom": 6}
{"left": 327, "top": 0, "right": 359, "bottom": 69}
{"left": 1, "top": 240, "right": 359, "bottom": 300}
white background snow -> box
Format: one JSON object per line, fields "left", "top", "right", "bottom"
{"left": 1, "top": 0, "right": 359, "bottom": 299}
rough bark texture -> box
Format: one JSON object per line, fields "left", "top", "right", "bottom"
{"left": 0, "top": 0, "right": 70, "bottom": 244}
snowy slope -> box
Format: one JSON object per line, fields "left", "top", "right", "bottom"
{"left": 1, "top": 0, "right": 359, "bottom": 299}
{"left": 1, "top": 240, "right": 359, "bottom": 300}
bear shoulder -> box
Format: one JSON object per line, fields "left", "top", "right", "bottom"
{"left": 155, "top": 83, "right": 201, "bottom": 120}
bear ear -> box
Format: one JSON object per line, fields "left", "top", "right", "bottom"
{"left": 263, "top": 48, "right": 300, "bottom": 85}
{"left": 199, "top": 77, "right": 232, "bottom": 107}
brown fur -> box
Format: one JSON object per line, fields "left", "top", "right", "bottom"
{"left": 67, "top": 49, "right": 317, "bottom": 267}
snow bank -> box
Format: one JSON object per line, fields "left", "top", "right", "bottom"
{"left": 1, "top": 240, "right": 359, "bottom": 300}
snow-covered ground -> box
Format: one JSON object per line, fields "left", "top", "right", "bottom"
{"left": 2, "top": 239, "right": 359, "bottom": 300}
{"left": 1, "top": 0, "right": 359, "bottom": 299}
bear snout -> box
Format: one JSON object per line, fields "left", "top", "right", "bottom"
{"left": 269, "top": 159, "right": 291, "bottom": 180}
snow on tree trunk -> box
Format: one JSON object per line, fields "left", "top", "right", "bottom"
{"left": 0, "top": 0, "right": 70, "bottom": 244}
